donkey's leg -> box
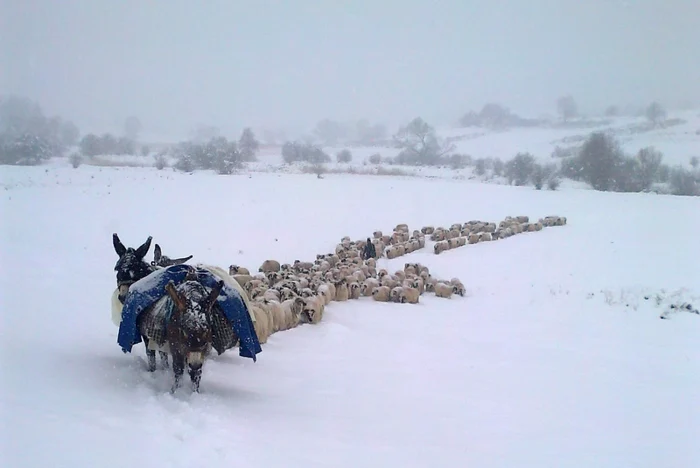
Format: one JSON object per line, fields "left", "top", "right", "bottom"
{"left": 159, "top": 351, "right": 169, "bottom": 369}
{"left": 171, "top": 352, "right": 185, "bottom": 393}
{"left": 143, "top": 336, "right": 156, "bottom": 372}
{"left": 188, "top": 363, "right": 203, "bottom": 393}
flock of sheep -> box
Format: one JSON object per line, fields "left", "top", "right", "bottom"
{"left": 431, "top": 215, "right": 567, "bottom": 254}
{"left": 224, "top": 215, "right": 567, "bottom": 345}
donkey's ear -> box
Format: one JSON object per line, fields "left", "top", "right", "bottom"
{"left": 153, "top": 244, "right": 162, "bottom": 263}
{"left": 164, "top": 281, "right": 186, "bottom": 311}
{"left": 170, "top": 255, "right": 193, "bottom": 266}
{"left": 206, "top": 280, "right": 225, "bottom": 311}
{"left": 113, "top": 233, "right": 127, "bottom": 257}
{"left": 135, "top": 236, "right": 153, "bottom": 259}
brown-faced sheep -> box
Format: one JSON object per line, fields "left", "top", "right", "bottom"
{"left": 372, "top": 286, "right": 391, "bottom": 302}
{"left": 259, "top": 259, "right": 281, "bottom": 273}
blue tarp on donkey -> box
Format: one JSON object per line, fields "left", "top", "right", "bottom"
{"left": 117, "top": 264, "right": 262, "bottom": 361}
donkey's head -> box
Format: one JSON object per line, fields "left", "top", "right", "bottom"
{"left": 164, "top": 279, "right": 224, "bottom": 367}
{"left": 113, "top": 233, "right": 155, "bottom": 303}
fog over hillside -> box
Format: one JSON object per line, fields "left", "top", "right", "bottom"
{"left": 3, "top": 0, "right": 699, "bottom": 138}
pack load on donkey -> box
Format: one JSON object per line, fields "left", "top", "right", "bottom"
{"left": 117, "top": 263, "right": 262, "bottom": 361}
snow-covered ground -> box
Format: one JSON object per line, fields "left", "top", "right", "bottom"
{"left": 1, "top": 165, "right": 699, "bottom": 467}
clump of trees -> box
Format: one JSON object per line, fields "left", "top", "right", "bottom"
{"left": 556, "top": 131, "right": 698, "bottom": 196}
{"left": 336, "top": 149, "right": 352, "bottom": 163}
{"left": 281, "top": 141, "right": 331, "bottom": 164}
{"left": 459, "top": 103, "right": 543, "bottom": 129}
{"left": 173, "top": 136, "right": 241, "bottom": 174}
{"left": 0, "top": 95, "right": 81, "bottom": 165}
{"left": 79, "top": 133, "right": 136, "bottom": 157}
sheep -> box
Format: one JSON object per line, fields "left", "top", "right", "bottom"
{"left": 361, "top": 278, "right": 380, "bottom": 296}
{"left": 380, "top": 275, "right": 400, "bottom": 290}
{"left": 434, "top": 240, "right": 450, "bottom": 255}
{"left": 468, "top": 233, "right": 480, "bottom": 244}
{"left": 349, "top": 282, "right": 361, "bottom": 299}
{"left": 233, "top": 274, "right": 254, "bottom": 288}
{"left": 410, "top": 276, "right": 425, "bottom": 295}
{"left": 279, "top": 287, "right": 298, "bottom": 302}
{"left": 395, "top": 223, "right": 409, "bottom": 233}
{"left": 402, "top": 286, "right": 420, "bottom": 304}
{"left": 250, "top": 303, "right": 273, "bottom": 344}
{"left": 265, "top": 271, "right": 282, "bottom": 284}
{"left": 302, "top": 296, "right": 325, "bottom": 324}
{"left": 430, "top": 230, "right": 446, "bottom": 242}
{"left": 259, "top": 259, "right": 281, "bottom": 273}
{"left": 448, "top": 238, "right": 460, "bottom": 249}
{"left": 394, "top": 270, "right": 406, "bottom": 282}
{"left": 424, "top": 276, "right": 438, "bottom": 293}
{"left": 372, "top": 286, "right": 391, "bottom": 302}
{"left": 456, "top": 237, "right": 466, "bottom": 247}
{"left": 450, "top": 223, "right": 462, "bottom": 231}
{"left": 294, "top": 260, "right": 314, "bottom": 272}
{"left": 404, "top": 264, "right": 417, "bottom": 276}
{"left": 390, "top": 286, "right": 404, "bottom": 303}
{"left": 229, "top": 265, "right": 250, "bottom": 276}
{"left": 421, "top": 226, "right": 435, "bottom": 234}
{"left": 516, "top": 215, "right": 529, "bottom": 223}
{"left": 262, "top": 288, "right": 280, "bottom": 302}
{"left": 479, "top": 232, "right": 492, "bottom": 242}
{"left": 334, "top": 279, "right": 349, "bottom": 301}
{"left": 318, "top": 283, "right": 336, "bottom": 304}
{"left": 450, "top": 278, "right": 465, "bottom": 297}
{"left": 434, "top": 282, "right": 453, "bottom": 299}
{"left": 279, "top": 297, "right": 304, "bottom": 331}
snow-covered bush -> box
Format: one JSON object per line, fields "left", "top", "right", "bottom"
{"left": 336, "top": 149, "right": 352, "bottom": 163}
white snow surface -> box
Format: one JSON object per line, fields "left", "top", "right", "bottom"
{"left": 1, "top": 165, "right": 699, "bottom": 467}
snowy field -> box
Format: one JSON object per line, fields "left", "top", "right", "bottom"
{"left": 1, "top": 165, "right": 699, "bottom": 467}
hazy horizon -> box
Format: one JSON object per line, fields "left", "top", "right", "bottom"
{"left": 3, "top": 0, "right": 699, "bottom": 139}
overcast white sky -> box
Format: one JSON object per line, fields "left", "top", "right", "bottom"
{"left": 2, "top": 0, "right": 699, "bottom": 138}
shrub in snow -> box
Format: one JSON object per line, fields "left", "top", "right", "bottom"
{"left": 448, "top": 154, "right": 469, "bottom": 170}
{"left": 336, "top": 149, "right": 352, "bottom": 163}
{"left": 505, "top": 152, "right": 536, "bottom": 186}
{"left": 645, "top": 101, "right": 666, "bottom": 126}
{"left": 140, "top": 145, "right": 150, "bottom": 157}
{"left": 239, "top": 127, "right": 259, "bottom": 162}
{"left": 473, "top": 158, "right": 487, "bottom": 176}
{"left": 547, "top": 176, "right": 561, "bottom": 191}
{"left": 491, "top": 158, "right": 504, "bottom": 177}
{"left": 392, "top": 117, "right": 454, "bottom": 166}
{"left": 669, "top": 167, "right": 699, "bottom": 196}
{"left": 532, "top": 163, "right": 558, "bottom": 190}
{"left": 656, "top": 163, "right": 670, "bottom": 183}
{"left": 0, "top": 133, "right": 53, "bottom": 165}
{"left": 69, "top": 152, "right": 82, "bottom": 168}
{"left": 368, "top": 153, "right": 382, "bottom": 165}
{"left": 281, "top": 141, "right": 330, "bottom": 165}
{"left": 577, "top": 132, "right": 624, "bottom": 191}
{"left": 154, "top": 153, "right": 167, "bottom": 170}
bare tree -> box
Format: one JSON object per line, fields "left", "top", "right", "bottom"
{"left": 556, "top": 95, "right": 578, "bottom": 122}
{"left": 393, "top": 117, "right": 454, "bottom": 166}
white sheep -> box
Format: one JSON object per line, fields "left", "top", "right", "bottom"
{"left": 250, "top": 303, "right": 273, "bottom": 344}
{"left": 402, "top": 286, "right": 420, "bottom": 304}
{"left": 372, "top": 286, "right": 391, "bottom": 302}
{"left": 435, "top": 282, "right": 453, "bottom": 299}
{"left": 361, "top": 278, "right": 380, "bottom": 296}
{"left": 259, "top": 259, "right": 281, "bottom": 273}
{"left": 302, "top": 296, "right": 325, "bottom": 324}
{"left": 334, "top": 279, "right": 349, "bottom": 301}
